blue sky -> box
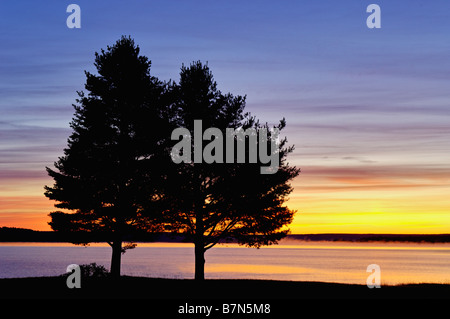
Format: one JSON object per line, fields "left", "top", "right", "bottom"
{"left": 1, "top": 1, "right": 450, "bottom": 232}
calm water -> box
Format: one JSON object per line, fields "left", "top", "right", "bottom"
{"left": 1, "top": 241, "right": 450, "bottom": 285}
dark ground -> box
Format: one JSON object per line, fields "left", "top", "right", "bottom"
{"left": 1, "top": 277, "right": 448, "bottom": 317}
{"left": 1, "top": 276, "right": 449, "bottom": 300}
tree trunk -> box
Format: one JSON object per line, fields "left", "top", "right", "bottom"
{"left": 110, "top": 240, "right": 122, "bottom": 278}
{"left": 194, "top": 242, "right": 205, "bottom": 281}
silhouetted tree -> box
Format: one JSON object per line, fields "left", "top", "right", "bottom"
{"left": 163, "top": 61, "right": 300, "bottom": 280}
{"left": 44, "top": 36, "right": 170, "bottom": 277}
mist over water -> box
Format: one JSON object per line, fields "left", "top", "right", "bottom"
{"left": 1, "top": 241, "right": 450, "bottom": 285}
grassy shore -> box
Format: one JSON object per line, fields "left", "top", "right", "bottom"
{"left": 1, "top": 276, "right": 449, "bottom": 300}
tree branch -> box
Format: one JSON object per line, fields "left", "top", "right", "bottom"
{"left": 204, "top": 218, "right": 239, "bottom": 251}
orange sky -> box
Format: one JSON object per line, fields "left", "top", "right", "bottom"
{"left": 1, "top": 161, "right": 449, "bottom": 233}
{"left": 287, "top": 163, "right": 450, "bottom": 234}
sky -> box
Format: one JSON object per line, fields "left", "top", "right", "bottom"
{"left": 0, "top": 0, "right": 449, "bottom": 233}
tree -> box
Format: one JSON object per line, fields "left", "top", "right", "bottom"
{"left": 44, "top": 36, "right": 169, "bottom": 277}
{"left": 163, "top": 61, "right": 300, "bottom": 280}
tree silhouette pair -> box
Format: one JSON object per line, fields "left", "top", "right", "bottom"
{"left": 44, "top": 36, "right": 300, "bottom": 280}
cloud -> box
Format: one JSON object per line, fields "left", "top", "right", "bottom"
{"left": 0, "top": 122, "right": 70, "bottom": 146}
{"left": 298, "top": 164, "right": 450, "bottom": 192}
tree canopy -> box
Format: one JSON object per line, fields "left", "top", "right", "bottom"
{"left": 45, "top": 38, "right": 299, "bottom": 281}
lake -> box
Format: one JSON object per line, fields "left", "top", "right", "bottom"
{"left": 1, "top": 240, "right": 450, "bottom": 285}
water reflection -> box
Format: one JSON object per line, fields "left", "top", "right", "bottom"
{"left": 1, "top": 241, "right": 449, "bottom": 284}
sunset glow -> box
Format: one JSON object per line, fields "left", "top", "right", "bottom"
{"left": 1, "top": 0, "right": 449, "bottom": 234}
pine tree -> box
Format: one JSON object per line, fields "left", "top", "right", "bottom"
{"left": 163, "top": 61, "right": 300, "bottom": 280}
{"left": 44, "top": 36, "right": 170, "bottom": 277}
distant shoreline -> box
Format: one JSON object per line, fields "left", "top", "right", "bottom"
{"left": 1, "top": 227, "right": 450, "bottom": 243}
{"left": 287, "top": 233, "right": 450, "bottom": 243}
